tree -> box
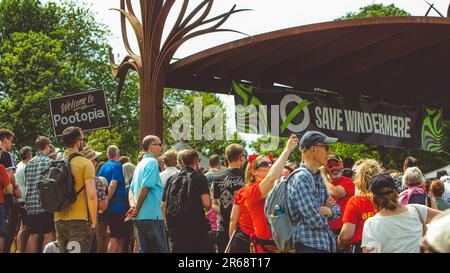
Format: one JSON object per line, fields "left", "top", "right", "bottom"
{"left": 0, "top": 0, "right": 140, "bottom": 159}
{"left": 336, "top": 3, "right": 410, "bottom": 20}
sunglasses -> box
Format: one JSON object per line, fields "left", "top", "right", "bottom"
{"left": 326, "top": 161, "right": 342, "bottom": 169}
{"left": 255, "top": 161, "right": 272, "bottom": 169}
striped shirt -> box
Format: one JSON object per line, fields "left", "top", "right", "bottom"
{"left": 287, "top": 164, "right": 340, "bottom": 252}
{"left": 25, "top": 153, "right": 52, "bottom": 215}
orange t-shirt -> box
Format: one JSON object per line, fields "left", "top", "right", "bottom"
{"left": 245, "top": 181, "right": 272, "bottom": 240}
{"left": 233, "top": 187, "right": 254, "bottom": 236}
{"left": 341, "top": 195, "right": 376, "bottom": 244}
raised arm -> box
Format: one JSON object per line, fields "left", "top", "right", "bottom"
{"left": 259, "top": 134, "right": 299, "bottom": 198}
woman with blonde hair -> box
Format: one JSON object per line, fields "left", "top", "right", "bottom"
{"left": 337, "top": 159, "right": 380, "bottom": 253}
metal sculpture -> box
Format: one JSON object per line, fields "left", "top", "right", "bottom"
{"left": 109, "top": 0, "right": 248, "bottom": 140}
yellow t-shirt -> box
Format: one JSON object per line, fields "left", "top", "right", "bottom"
{"left": 54, "top": 150, "right": 95, "bottom": 221}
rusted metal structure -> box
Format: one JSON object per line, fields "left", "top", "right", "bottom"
{"left": 166, "top": 16, "right": 450, "bottom": 120}
{"left": 110, "top": 1, "right": 450, "bottom": 142}
{"left": 109, "top": 0, "right": 247, "bottom": 140}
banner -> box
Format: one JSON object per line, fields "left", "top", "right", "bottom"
{"left": 233, "top": 82, "right": 445, "bottom": 152}
{"left": 49, "top": 90, "right": 111, "bottom": 136}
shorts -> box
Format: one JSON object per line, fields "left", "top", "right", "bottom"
{"left": 98, "top": 212, "right": 107, "bottom": 223}
{"left": 28, "top": 212, "right": 55, "bottom": 234}
{"left": 18, "top": 202, "right": 29, "bottom": 226}
{"left": 55, "top": 220, "right": 94, "bottom": 253}
{"left": 106, "top": 211, "right": 131, "bottom": 238}
{"left": 0, "top": 205, "right": 6, "bottom": 237}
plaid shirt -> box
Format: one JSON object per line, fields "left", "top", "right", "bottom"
{"left": 287, "top": 164, "right": 340, "bottom": 252}
{"left": 25, "top": 153, "right": 52, "bottom": 215}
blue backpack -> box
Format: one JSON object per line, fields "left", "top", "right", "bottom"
{"left": 265, "top": 167, "right": 314, "bottom": 252}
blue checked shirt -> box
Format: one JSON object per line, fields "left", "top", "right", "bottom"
{"left": 287, "top": 164, "right": 340, "bottom": 252}
{"left": 25, "top": 153, "right": 52, "bottom": 215}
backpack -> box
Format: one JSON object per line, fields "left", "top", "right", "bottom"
{"left": 165, "top": 170, "right": 193, "bottom": 228}
{"left": 264, "top": 167, "right": 314, "bottom": 252}
{"left": 38, "top": 153, "right": 84, "bottom": 212}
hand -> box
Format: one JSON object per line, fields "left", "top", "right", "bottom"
{"left": 337, "top": 239, "right": 345, "bottom": 250}
{"left": 319, "top": 206, "right": 331, "bottom": 217}
{"left": 125, "top": 207, "right": 138, "bottom": 221}
{"left": 325, "top": 197, "right": 336, "bottom": 208}
{"left": 285, "top": 134, "right": 299, "bottom": 153}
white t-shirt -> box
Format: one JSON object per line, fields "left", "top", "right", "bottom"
{"left": 361, "top": 204, "right": 427, "bottom": 253}
{"left": 443, "top": 181, "right": 450, "bottom": 203}
{"left": 14, "top": 161, "right": 27, "bottom": 203}
{"left": 159, "top": 167, "right": 179, "bottom": 187}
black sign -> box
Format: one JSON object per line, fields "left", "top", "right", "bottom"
{"left": 233, "top": 82, "right": 445, "bottom": 152}
{"left": 49, "top": 90, "right": 111, "bottom": 136}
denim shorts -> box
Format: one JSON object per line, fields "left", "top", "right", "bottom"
{"left": 0, "top": 205, "right": 6, "bottom": 237}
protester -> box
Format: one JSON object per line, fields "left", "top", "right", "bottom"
{"left": 361, "top": 174, "right": 441, "bottom": 253}
{"left": 24, "top": 137, "right": 55, "bottom": 253}
{"left": 245, "top": 134, "right": 298, "bottom": 253}
{"left": 441, "top": 175, "right": 450, "bottom": 202}
{"left": 55, "top": 126, "right": 97, "bottom": 253}
{"left": 119, "top": 156, "right": 131, "bottom": 165}
{"left": 436, "top": 170, "right": 447, "bottom": 180}
{"left": 204, "top": 154, "right": 222, "bottom": 252}
{"left": 0, "top": 129, "right": 21, "bottom": 253}
{"left": 14, "top": 146, "right": 32, "bottom": 253}
{"left": 48, "top": 144, "right": 58, "bottom": 161}
{"left": 162, "top": 149, "right": 212, "bottom": 253}
{"left": 342, "top": 157, "right": 355, "bottom": 178}
{"left": 429, "top": 180, "right": 450, "bottom": 211}
{"left": 321, "top": 153, "right": 355, "bottom": 245}
{"left": 287, "top": 131, "right": 340, "bottom": 253}
{"left": 338, "top": 159, "right": 380, "bottom": 253}
{"left": 399, "top": 167, "right": 429, "bottom": 206}
{"left": 421, "top": 209, "right": 450, "bottom": 253}
{"left": 159, "top": 149, "right": 178, "bottom": 187}
{"left": 211, "top": 144, "right": 245, "bottom": 253}
{"left": 80, "top": 146, "right": 108, "bottom": 253}
{"left": 127, "top": 135, "right": 167, "bottom": 253}
{"left": 98, "top": 145, "right": 130, "bottom": 253}
{"left": 0, "top": 139, "right": 13, "bottom": 253}
{"left": 228, "top": 181, "right": 255, "bottom": 253}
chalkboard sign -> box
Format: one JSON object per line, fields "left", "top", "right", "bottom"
{"left": 49, "top": 90, "right": 111, "bottom": 136}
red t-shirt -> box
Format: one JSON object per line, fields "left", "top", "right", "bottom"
{"left": 245, "top": 180, "right": 272, "bottom": 240}
{"left": 341, "top": 195, "right": 376, "bottom": 244}
{"left": 328, "top": 176, "right": 355, "bottom": 231}
{"left": 0, "top": 164, "right": 11, "bottom": 204}
{"left": 233, "top": 187, "right": 254, "bottom": 236}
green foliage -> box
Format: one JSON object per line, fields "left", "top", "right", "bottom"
{"left": 337, "top": 3, "right": 411, "bottom": 20}
{"left": 163, "top": 89, "right": 246, "bottom": 157}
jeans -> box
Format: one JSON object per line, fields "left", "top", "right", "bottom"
{"left": 134, "top": 220, "right": 168, "bottom": 253}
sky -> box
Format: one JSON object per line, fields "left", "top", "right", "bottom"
{"left": 45, "top": 0, "right": 450, "bottom": 146}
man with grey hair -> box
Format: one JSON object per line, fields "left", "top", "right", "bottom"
{"left": 398, "top": 167, "right": 429, "bottom": 206}
{"left": 98, "top": 145, "right": 130, "bottom": 253}
{"left": 126, "top": 135, "right": 167, "bottom": 253}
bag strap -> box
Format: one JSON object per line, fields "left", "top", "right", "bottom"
{"left": 411, "top": 205, "right": 426, "bottom": 236}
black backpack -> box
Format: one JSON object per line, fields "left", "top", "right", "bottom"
{"left": 165, "top": 170, "right": 192, "bottom": 228}
{"left": 38, "top": 153, "right": 84, "bottom": 212}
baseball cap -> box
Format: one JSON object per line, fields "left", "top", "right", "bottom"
{"left": 299, "top": 131, "right": 338, "bottom": 149}
{"left": 370, "top": 174, "right": 396, "bottom": 195}
{"left": 327, "top": 153, "right": 343, "bottom": 163}
{"left": 81, "top": 146, "right": 102, "bottom": 161}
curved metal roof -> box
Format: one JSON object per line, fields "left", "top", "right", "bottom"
{"left": 166, "top": 16, "right": 450, "bottom": 118}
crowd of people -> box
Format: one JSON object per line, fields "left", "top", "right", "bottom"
{"left": 0, "top": 127, "right": 449, "bottom": 253}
